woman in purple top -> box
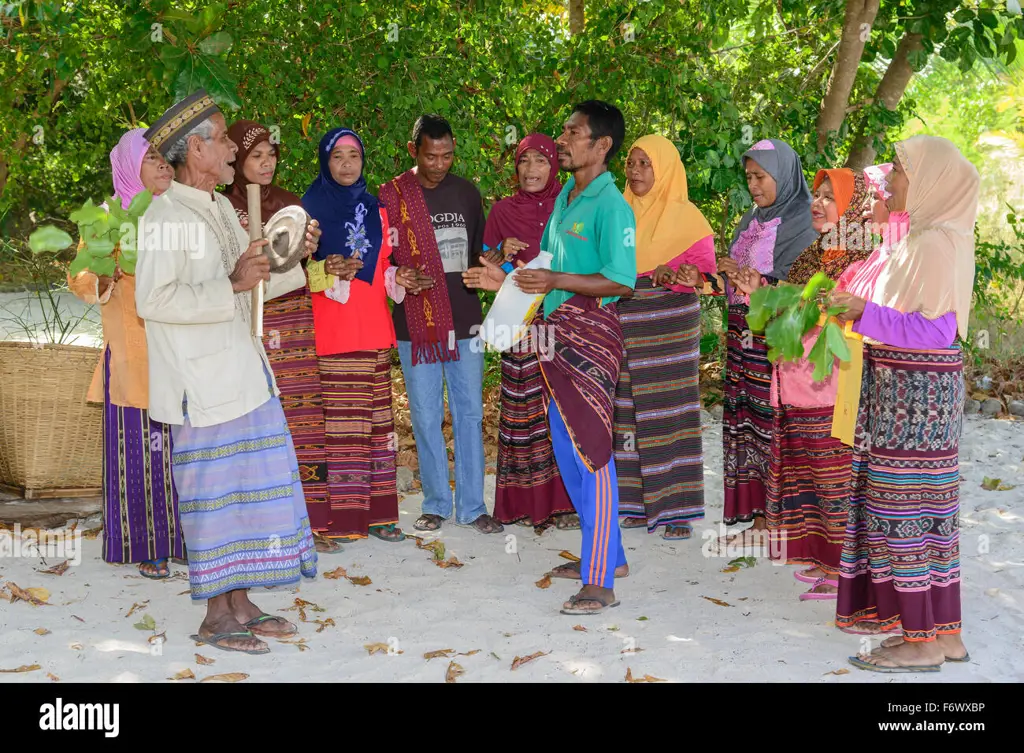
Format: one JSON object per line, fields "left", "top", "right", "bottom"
{"left": 828, "top": 135, "right": 978, "bottom": 673}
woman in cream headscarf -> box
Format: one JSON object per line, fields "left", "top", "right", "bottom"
{"left": 829, "top": 135, "right": 978, "bottom": 673}
{"left": 612, "top": 134, "right": 716, "bottom": 540}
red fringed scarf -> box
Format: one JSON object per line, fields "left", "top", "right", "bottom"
{"left": 379, "top": 169, "right": 460, "bottom": 365}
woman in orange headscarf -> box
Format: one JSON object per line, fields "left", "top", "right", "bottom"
{"left": 730, "top": 168, "right": 872, "bottom": 599}
{"left": 612, "top": 134, "right": 716, "bottom": 541}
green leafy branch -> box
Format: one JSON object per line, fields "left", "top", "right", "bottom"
{"left": 28, "top": 190, "right": 153, "bottom": 276}
{"left": 746, "top": 271, "right": 851, "bottom": 382}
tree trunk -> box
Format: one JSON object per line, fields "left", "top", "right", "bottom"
{"left": 815, "top": 0, "right": 881, "bottom": 151}
{"left": 845, "top": 31, "right": 923, "bottom": 170}
{"left": 569, "top": 0, "right": 584, "bottom": 35}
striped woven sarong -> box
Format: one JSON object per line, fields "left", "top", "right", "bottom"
{"left": 613, "top": 278, "right": 704, "bottom": 530}
{"left": 170, "top": 395, "right": 318, "bottom": 600}
{"left": 261, "top": 287, "right": 329, "bottom": 527}
{"left": 101, "top": 347, "right": 184, "bottom": 564}
{"left": 318, "top": 350, "right": 399, "bottom": 538}
{"left": 765, "top": 403, "right": 852, "bottom": 572}
{"left": 722, "top": 304, "right": 773, "bottom": 524}
{"left": 836, "top": 345, "right": 965, "bottom": 641}
{"left": 493, "top": 339, "right": 574, "bottom": 526}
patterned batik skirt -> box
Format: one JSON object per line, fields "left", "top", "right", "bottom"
{"left": 261, "top": 288, "right": 329, "bottom": 525}
{"left": 170, "top": 393, "right": 318, "bottom": 600}
{"left": 722, "top": 303, "right": 773, "bottom": 524}
{"left": 317, "top": 349, "right": 399, "bottom": 539}
{"left": 101, "top": 347, "right": 185, "bottom": 564}
{"left": 765, "top": 399, "right": 852, "bottom": 572}
{"left": 613, "top": 279, "right": 705, "bottom": 530}
{"left": 493, "top": 334, "right": 574, "bottom": 525}
{"left": 836, "top": 344, "right": 965, "bottom": 641}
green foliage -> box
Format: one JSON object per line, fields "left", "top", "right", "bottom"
{"left": 29, "top": 190, "right": 152, "bottom": 277}
{"left": 747, "top": 272, "right": 849, "bottom": 381}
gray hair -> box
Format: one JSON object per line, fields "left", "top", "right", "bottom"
{"left": 165, "top": 117, "right": 216, "bottom": 167}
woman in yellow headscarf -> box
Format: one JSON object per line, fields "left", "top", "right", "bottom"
{"left": 614, "top": 134, "right": 716, "bottom": 540}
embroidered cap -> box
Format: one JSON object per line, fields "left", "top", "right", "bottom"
{"left": 144, "top": 89, "right": 221, "bottom": 159}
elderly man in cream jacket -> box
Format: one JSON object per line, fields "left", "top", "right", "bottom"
{"left": 135, "top": 90, "right": 318, "bottom": 656}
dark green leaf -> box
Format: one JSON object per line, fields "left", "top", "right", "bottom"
{"left": 807, "top": 328, "right": 832, "bottom": 382}
{"left": 953, "top": 8, "right": 974, "bottom": 24}
{"left": 194, "top": 54, "right": 241, "bottom": 110}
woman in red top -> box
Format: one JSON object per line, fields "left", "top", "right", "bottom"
{"left": 303, "top": 128, "right": 423, "bottom": 543}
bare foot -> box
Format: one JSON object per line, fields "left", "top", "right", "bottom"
{"left": 851, "top": 642, "right": 944, "bottom": 670}
{"left": 881, "top": 634, "right": 969, "bottom": 661}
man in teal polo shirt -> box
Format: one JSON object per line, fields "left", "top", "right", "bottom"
{"left": 513, "top": 100, "right": 636, "bottom": 616}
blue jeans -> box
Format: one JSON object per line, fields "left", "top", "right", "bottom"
{"left": 397, "top": 339, "right": 486, "bottom": 524}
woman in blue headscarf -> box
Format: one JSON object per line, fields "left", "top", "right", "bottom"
{"left": 303, "top": 128, "right": 423, "bottom": 543}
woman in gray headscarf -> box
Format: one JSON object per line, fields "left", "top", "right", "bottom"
{"left": 712, "top": 138, "right": 818, "bottom": 550}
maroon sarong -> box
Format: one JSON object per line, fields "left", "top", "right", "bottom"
{"left": 534, "top": 296, "right": 623, "bottom": 472}
{"left": 378, "top": 169, "right": 459, "bottom": 365}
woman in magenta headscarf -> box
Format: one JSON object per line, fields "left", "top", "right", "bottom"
{"left": 68, "top": 128, "right": 183, "bottom": 578}
{"left": 468, "top": 133, "right": 577, "bottom": 530}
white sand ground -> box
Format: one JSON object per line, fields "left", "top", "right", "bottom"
{"left": 0, "top": 290, "right": 1022, "bottom": 683}
{"left": 1, "top": 411, "right": 1022, "bottom": 684}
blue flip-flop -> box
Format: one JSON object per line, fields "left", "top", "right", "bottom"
{"left": 139, "top": 559, "right": 169, "bottom": 579}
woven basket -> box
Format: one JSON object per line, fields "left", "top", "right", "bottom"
{"left": 0, "top": 341, "right": 103, "bottom": 498}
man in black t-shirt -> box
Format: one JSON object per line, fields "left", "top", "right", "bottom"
{"left": 383, "top": 114, "right": 503, "bottom": 535}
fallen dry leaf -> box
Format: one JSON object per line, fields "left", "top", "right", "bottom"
{"left": 69, "top": 643, "right": 83, "bottom": 650}
{"left": 0, "top": 664, "right": 41, "bottom": 673}
{"left": 535, "top": 574, "right": 552, "bottom": 589}
{"left": 71, "top": 615, "right": 84, "bottom": 622}
{"left": 323, "top": 566, "right": 347, "bottom": 580}
{"left": 458, "top": 649, "right": 481, "bottom": 656}
{"left": 168, "top": 669, "right": 195, "bottom": 681}
{"left": 148, "top": 632, "right": 166, "bottom": 645}
{"left": 38, "top": 560, "right": 70, "bottom": 576}
{"left": 824, "top": 668, "right": 850, "bottom": 676}
{"left": 347, "top": 575, "right": 372, "bottom": 586}
{"left": 424, "top": 649, "right": 456, "bottom": 660}
{"left": 47, "top": 673, "right": 59, "bottom": 681}
{"left": 125, "top": 601, "right": 149, "bottom": 619}
{"left": 195, "top": 654, "right": 215, "bottom": 665}
{"left": 279, "top": 638, "right": 309, "bottom": 651}
{"left": 702, "top": 596, "right": 732, "bottom": 607}
{"left": 6, "top": 582, "right": 49, "bottom": 605}
{"left": 435, "top": 556, "right": 463, "bottom": 569}
{"left": 510, "top": 651, "right": 549, "bottom": 671}
{"left": 625, "top": 667, "right": 666, "bottom": 683}
{"left": 314, "top": 618, "right": 336, "bottom": 633}
{"left": 200, "top": 672, "right": 249, "bottom": 683}
{"left": 721, "top": 565, "right": 740, "bottom": 573}
{"left": 364, "top": 642, "right": 402, "bottom": 656}
{"left": 573, "top": 625, "right": 587, "bottom": 632}
{"left": 34, "top": 628, "right": 51, "bottom": 636}
{"left": 558, "top": 550, "right": 581, "bottom": 562}
{"left": 415, "top": 538, "right": 446, "bottom": 560}
{"left": 621, "top": 647, "right": 645, "bottom": 654}
{"left": 445, "top": 661, "right": 465, "bottom": 683}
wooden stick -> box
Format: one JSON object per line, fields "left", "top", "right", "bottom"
{"left": 247, "top": 184, "right": 264, "bottom": 337}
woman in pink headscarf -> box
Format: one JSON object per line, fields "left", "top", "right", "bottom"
{"left": 464, "top": 133, "right": 577, "bottom": 531}
{"left": 68, "top": 128, "right": 183, "bottom": 578}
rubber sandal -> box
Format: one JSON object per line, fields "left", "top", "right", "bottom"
{"left": 794, "top": 568, "right": 823, "bottom": 584}
{"left": 560, "top": 593, "right": 620, "bottom": 616}
{"left": 414, "top": 514, "right": 443, "bottom": 531}
{"left": 139, "top": 559, "right": 169, "bottom": 580}
{"left": 244, "top": 614, "right": 298, "bottom": 639}
{"left": 945, "top": 652, "right": 971, "bottom": 663}
{"left": 189, "top": 631, "right": 270, "bottom": 655}
{"left": 620, "top": 517, "right": 647, "bottom": 529}
{"left": 662, "top": 524, "right": 692, "bottom": 540}
{"left": 847, "top": 655, "right": 942, "bottom": 673}
{"left": 368, "top": 524, "right": 406, "bottom": 542}
{"left": 469, "top": 515, "right": 504, "bottom": 534}
{"left": 798, "top": 576, "right": 839, "bottom": 600}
